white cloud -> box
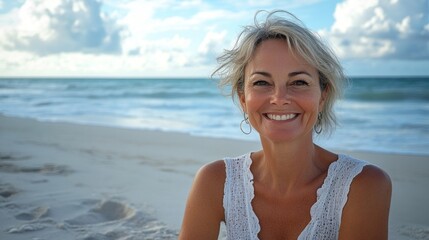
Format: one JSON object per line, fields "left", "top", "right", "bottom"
{"left": 321, "top": 0, "right": 429, "bottom": 60}
{"left": 198, "top": 30, "right": 228, "bottom": 63}
{"left": 0, "top": 0, "right": 122, "bottom": 55}
{"left": 0, "top": 0, "right": 243, "bottom": 76}
{"left": 116, "top": 1, "right": 242, "bottom": 69}
{"left": 0, "top": 47, "right": 209, "bottom": 77}
{"left": 0, "top": 0, "right": 226, "bottom": 76}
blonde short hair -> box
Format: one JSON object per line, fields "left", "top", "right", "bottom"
{"left": 212, "top": 10, "right": 347, "bottom": 135}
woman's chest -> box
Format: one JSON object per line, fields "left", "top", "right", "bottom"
{"left": 251, "top": 183, "right": 321, "bottom": 239}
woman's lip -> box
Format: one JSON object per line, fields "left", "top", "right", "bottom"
{"left": 264, "top": 113, "right": 298, "bottom": 121}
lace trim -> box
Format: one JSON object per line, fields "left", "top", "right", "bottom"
{"left": 298, "top": 155, "right": 343, "bottom": 239}
{"left": 338, "top": 156, "right": 368, "bottom": 222}
{"left": 299, "top": 154, "right": 368, "bottom": 239}
{"left": 308, "top": 155, "right": 342, "bottom": 225}
{"left": 244, "top": 153, "right": 261, "bottom": 238}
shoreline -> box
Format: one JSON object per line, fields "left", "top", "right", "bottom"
{"left": 1, "top": 115, "right": 428, "bottom": 239}
{"left": 1, "top": 113, "right": 427, "bottom": 157}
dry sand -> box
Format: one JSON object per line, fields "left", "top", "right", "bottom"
{"left": 0, "top": 115, "right": 428, "bottom": 239}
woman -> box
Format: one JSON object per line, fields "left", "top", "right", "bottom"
{"left": 180, "top": 10, "right": 391, "bottom": 240}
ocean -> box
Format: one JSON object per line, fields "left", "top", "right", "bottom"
{"left": 0, "top": 77, "right": 428, "bottom": 155}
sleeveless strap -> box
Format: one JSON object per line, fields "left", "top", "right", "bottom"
{"left": 223, "top": 153, "right": 260, "bottom": 239}
{"left": 299, "top": 154, "right": 369, "bottom": 239}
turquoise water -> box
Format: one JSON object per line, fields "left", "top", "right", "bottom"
{"left": 0, "top": 77, "right": 428, "bottom": 155}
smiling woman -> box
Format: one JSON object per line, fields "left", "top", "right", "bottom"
{"left": 241, "top": 39, "right": 324, "bottom": 143}
{"left": 179, "top": 10, "right": 392, "bottom": 240}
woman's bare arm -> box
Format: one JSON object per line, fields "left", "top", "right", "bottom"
{"left": 179, "top": 160, "right": 226, "bottom": 240}
{"left": 339, "top": 165, "right": 392, "bottom": 240}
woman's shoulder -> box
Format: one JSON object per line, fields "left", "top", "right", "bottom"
{"left": 352, "top": 163, "right": 392, "bottom": 196}
{"left": 352, "top": 164, "right": 392, "bottom": 223}
{"left": 194, "top": 152, "right": 251, "bottom": 189}
{"left": 196, "top": 159, "right": 226, "bottom": 183}
{"left": 191, "top": 160, "right": 228, "bottom": 199}
{"left": 338, "top": 154, "right": 391, "bottom": 186}
{"left": 338, "top": 160, "right": 392, "bottom": 239}
{"left": 180, "top": 160, "right": 227, "bottom": 238}
{"left": 195, "top": 152, "right": 251, "bottom": 184}
{"left": 336, "top": 154, "right": 391, "bottom": 192}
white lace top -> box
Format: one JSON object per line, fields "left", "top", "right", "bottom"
{"left": 223, "top": 153, "right": 369, "bottom": 240}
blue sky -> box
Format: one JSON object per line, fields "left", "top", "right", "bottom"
{"left": 0, "top": 0, "right": 427, "bottom": 77}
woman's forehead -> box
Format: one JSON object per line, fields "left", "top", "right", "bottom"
{"left": 245, "top": 39, "right": 317, "bottom": 76}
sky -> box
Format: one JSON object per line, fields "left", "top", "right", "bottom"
{"left": 0, "top": 0, "right": 428, "bottom": 77}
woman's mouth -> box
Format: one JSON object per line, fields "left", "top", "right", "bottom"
{"left": 265, "top": 113, "right": 298, "bottom": 121}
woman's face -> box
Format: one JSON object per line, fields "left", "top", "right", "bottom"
{"left": 240, "top": 39, "right": 326, "bottom": 143}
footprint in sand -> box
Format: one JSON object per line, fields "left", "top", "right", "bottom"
{"left": 399, "top": 224, "right": 429, "bottom": 240}
{"left": 0, "top": 162, "right": 73, "bottom": 175}
{"left": 0, "top": 152, "right": 73, "bottom": 175}
{"left": 0, "top": 153, "right": 29, "bottom": 161}
{"left": 65, "top": 200, "right": 136, "bottom": 226}
{"left": 62, "top": 199, "right": 179, "bottom": 239}
{"left": 6, "top": 206, "right": 52, "bottom": 234}
{"left": 15, "top": 206, "right": 50, "bottom": 221}
{"left": 0, "top": 183, "right": 19, "bottom": 198}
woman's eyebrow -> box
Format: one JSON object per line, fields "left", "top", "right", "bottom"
{"left": 289, "top": 71, "right": 312, "bottom": 77}
{"left": 250, "top": 71, "right": 272, "bottom": 78}
{"left": 251, "top": 70, "right": 313, "bottom": 78}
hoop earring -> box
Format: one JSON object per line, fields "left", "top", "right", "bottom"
{"left": 314, "top": 112, "right": 323, "bottom": 134}
{"left": 240, "top": 113, "right": 252, "bottom": 135}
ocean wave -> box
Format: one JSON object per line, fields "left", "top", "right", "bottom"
{"left": 80, "top": 90, "right": 219, "bottom": 100}
{"left": 33, "top": 101, "right": 57, "bottom": 107}
{"left": 346, "top": 91, "right": 429, "bottom": 102}
{"left": 0, "top": 77, "right": 428, "bottom": 155}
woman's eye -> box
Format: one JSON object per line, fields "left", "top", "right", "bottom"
{"left": 291, "top": 80, "right": 309, "bottom": 86}
{"left": 253, "top": 80, "right": 270, "bottom": 86}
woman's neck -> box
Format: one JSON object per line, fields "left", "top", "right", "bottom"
{"left": 251, "top": 136, "right": 327, "bottom": 195}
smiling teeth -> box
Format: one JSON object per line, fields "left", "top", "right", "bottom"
{"left": 267, "top": 113, "right": 296, "bottom": 121}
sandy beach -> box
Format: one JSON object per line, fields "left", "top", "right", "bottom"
{"left": 0, "top": 115, "right": 428, "bottom": 239}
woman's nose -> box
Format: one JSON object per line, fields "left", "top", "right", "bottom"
{"left": 270, "top": 86, "right": 291, "bottom": 105}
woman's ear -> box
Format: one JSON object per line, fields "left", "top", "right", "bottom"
{"left": 239, "top": 92, "right": 246, "bottom": 113}
{"left": 238, "top": 74, "right": 247, "bottom": 112}
{"left": 319, "top": 86, "right": 328, "bottom": 109}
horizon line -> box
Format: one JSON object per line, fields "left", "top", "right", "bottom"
{"left": 1, "top": 75, "right": 429, "bottom": 79}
